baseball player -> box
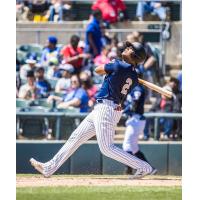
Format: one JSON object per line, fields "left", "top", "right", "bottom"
{"left": 122, "top": 69, "right": 157, "bottom": 175}
{"left": 30, "top": 41, "right": 157, "bottom": 179}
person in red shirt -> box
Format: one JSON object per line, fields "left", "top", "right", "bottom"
{"left": 91, "top": 0, "right": 127, "bottom": 24}
{"left": 60, "top": 35, "right": 90, "bottom": 74}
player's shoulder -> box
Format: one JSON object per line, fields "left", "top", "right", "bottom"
{"left": 117, "top": 59, "right": 132, "bottom": 68}
{"left": 110, "top": 59, "right": 132, "bottom": 72}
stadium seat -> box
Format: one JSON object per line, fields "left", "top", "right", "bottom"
{"left": 18, "top": 44, "right": 43, "bottom": 61}
{"left": 29, "top": 44, "right": 43, "bottom": 56}
{"left": 16, "top": 49, "right": 27, "bottom": 64}
{"left": 53, "top": 92, "right": 64, "bottom": 97}
{"left": 16, "top": 99, "right": 31, "bottom": 111}
{"left": 36, "top": 99, "right": 52, "bottom": 108}
{"left": 58, "top": 107, "right": 80, "bottom": 113}
{"left": 28, "top": 107, "right": 48, "bottom": 112}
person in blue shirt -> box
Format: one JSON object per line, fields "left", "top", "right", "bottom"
{"left": 85, "top": 10, "right": 103, "bottom": 57}
{"left": 136, "top": 1, "right": 168, "bottom": 21}
{"left": 35, "top": 67, "right": 52, "bottom": 98}
{"left": 40, "top": 36, "right": 60, "bottom": 66}
{"left": 47, "top": 74, "right": 89, "bottom": 112}
{"left": 30, "top": 41, "right": 157, "bottom": 179}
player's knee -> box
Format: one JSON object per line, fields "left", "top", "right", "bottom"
{"left": 99, "top": 143, "right": 115, "bottom": 157}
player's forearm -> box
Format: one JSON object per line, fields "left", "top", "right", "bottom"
{"left": 95, "top": 65, "right": 106, "bottom": 75}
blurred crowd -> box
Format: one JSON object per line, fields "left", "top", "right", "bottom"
{"left": 16, "top": 0, "right": 172, "bottom": 23}
{"left": 16, "top": 7, "right": 182, "bottom": 140}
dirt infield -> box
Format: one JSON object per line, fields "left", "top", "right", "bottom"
{"left": 16, "top": 175, "right": 181, "bottom": 188}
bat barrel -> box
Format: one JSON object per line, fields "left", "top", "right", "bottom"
{"left": 138, "top": 78, "right": 173, "bottom": 99}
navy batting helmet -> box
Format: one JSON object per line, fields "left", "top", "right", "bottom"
{"left": 125, "top": 41, "right": 147, "bottom": 64}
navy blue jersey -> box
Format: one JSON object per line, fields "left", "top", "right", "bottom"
{"left": 95, "top": 59, "right": 138, "bottom": 105}
{"left": 123, "top": 85, "right": 146, "bottom": 116}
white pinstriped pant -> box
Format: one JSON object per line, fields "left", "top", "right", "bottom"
{"left": 43, "top": 100, "right": 152, "bottom": 176}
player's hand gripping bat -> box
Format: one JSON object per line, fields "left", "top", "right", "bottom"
{"left": 138, "top": 78, "right": 173, "bottom": 99}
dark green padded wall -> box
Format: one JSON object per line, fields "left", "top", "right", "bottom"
{"left": 16, "top": 142, "right": 182, "bottom": 175}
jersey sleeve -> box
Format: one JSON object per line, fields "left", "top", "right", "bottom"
{"left": 104, "top": 61, "right": 118, "bottom": 73}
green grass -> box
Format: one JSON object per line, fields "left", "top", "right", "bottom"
{"left": 17, "top": 186, "right": 181, "bottom": 200}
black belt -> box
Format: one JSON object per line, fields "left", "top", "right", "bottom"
{"left": 96, "top": 99, "right": 104, "bottom": 104}
{"left": 96, "top": 99, "right": 119, "bottom": 104}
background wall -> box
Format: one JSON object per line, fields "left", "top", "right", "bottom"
{"left": 16, "top": 140, "right": 182, "bottom": 175}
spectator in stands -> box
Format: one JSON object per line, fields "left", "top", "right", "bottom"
{"left": 109, "top": 34, "right": 119, "bottom": 56}
{"left": 20, "top": 54, "right": 37, "bottom": 81}
{"left": 100, "top": 23, "right": 112, "bottom": 47}
{"left": 35, "top": 67, "right": 52, "bottom": 98}
{"left": 136, "top": 1, "right": 169, "bottom": 21}
{"left": 169, "top": 77, "right": 182, "bottom": 113}
{"left": 94, "top": 45, "right": 111, "bottom": 66}
{"left": 55, "top": 64, "right": 74, "bottom": 93}
{"left": 91, "top": 0, "right": 128, "bottom": 25}
{"left": 107, "top": 50, "right": 117, "bottom": 61}
{"left": 46, "top": 57, "right": 61, "bottom": 79}
{"left": 25, "top": 0, "right": 51, "bottom": 22}
{"left": 79, "top": 71, "right": 98, "bottom": 109}
{"left": 177, "top": 70, "right": 182, "bottom": 93}
{"left": 18, "top": 70, "right": 39, "bottom": 100}
{"left": 85, "top": 10, "right": 103, "bottom": 58}
{"left": 16, "top": 0, "right": 30, "bottom": 21}
{"left": 116, "top": 42, "right": 125, "bottom": 60}
{"left": 172, "top": 75, "right": 182, "bottom": 139}
{"left": 128, "top": 31, "right": 157, "bottom": 102}
{"left": 40, "top": 36, "right": 60, "bottom": 67}
{"left": 48, "top": 0, "right": 72, "bottom": 22}
{"left": 150, "top": 77, "right": 181, "bottom": 140}
{"left": 60, "top": 35, "right": 90, "bottom": 74}
{"left": 47, "top": 74, "right": 89, "bottom": 112}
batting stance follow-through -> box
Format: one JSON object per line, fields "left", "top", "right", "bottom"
{"left": 30, "top": 41, "right": 157, "bottom": 179}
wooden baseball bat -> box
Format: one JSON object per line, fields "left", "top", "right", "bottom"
{"left": 138, "top": 78, "right": 173, "bottom": 99}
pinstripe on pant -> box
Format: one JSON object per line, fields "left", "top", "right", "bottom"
{"left": 43, "top": 100, "right": 152, "bottom": 176}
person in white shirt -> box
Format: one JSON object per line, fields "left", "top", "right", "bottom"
{"left": 55, "top": 63, "right": 74, "bottom": 93}
{"left": 18, "top": 70, "right": 39, "bottom": 100}
{"left": 20, "top": 56, "right": 37, "bottom": 81}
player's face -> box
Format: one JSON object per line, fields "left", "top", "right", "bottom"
{"left": 122, "top": 47, "right": 136, "bottom": 65}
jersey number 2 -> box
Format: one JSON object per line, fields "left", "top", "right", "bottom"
{"left": 121, "top": 78, "right": 133, "bottom": 95}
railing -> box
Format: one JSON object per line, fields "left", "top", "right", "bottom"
{"left": 16, "top": 111, "right": 182, "bottom": 140}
